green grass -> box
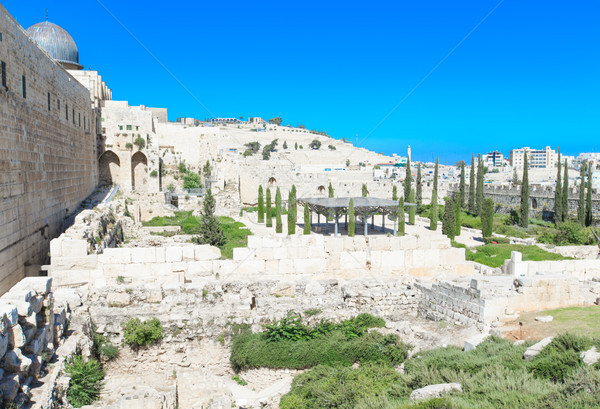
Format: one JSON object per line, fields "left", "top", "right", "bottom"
{"left": 464, "top": 243, "right": 571, "bottom": 268}
{"left": 279, "top": 335, "right": 600, "bottom": 409}
{"left": 142, "top": 212, "right": 251, "bottom": 259}
{"left": 515, "top": 307, "right": 600, "bottom": 339}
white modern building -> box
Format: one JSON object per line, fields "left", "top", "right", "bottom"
{"left": 483, "top": 151, "right": 505, "bottom": 167}
{"left": 510, "top": 146, "right": 558, "bottom": 169}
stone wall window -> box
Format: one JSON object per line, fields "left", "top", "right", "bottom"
{"left": 118, "top": 125, "right": 123, "bottom": 130}
{"left": 47, "top": 93, "right": 51, "bottom": 111}
{"left": 57, "top": 98, "right": 60, "bottom": 111}
{"left": 66, "top": 104, "right": 68, "bottom": 120}
{"left": 72, "top": 108, "right": 74, "bottom": 124}
{"left": 126, "top": 125, "right": 132, "bottom": 130}
{"left": 21, "top": 75, "right": 26, "bottom": 98}
{"left": 79, "top": 113, "right": 81, "bottom": 127}
{"left": 1, "top": 61, "right": 6, "bottom": 89}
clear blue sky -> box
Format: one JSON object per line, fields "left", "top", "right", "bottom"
{"left": 7, "top": 0, "right": 599, "bottom": 164}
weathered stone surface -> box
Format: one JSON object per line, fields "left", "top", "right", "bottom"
{"left": 581, "top": 347, "right": 600, "bottom": 366}
{"left": 107, "top": 292, "right": 131, "bottom": 307}
{"left": 535, "top": 316, "right": 553, "bottom": 322}
{"left": 6, "top": 324, "right": 25, "bottom": 350}
{"left": 464, "top": 334, "right": 489, "bottom": 352}
{"left": 2, "top": 349, "right": 32, "bottom": 373}
{"left": 524, "top": 337, "right": 554, "bottom": 361}
{"left": 410, "top": 383, "right": 462, "bottom": 400}
{"left": 0, "top": 374, "right": 19, "bottom": 401}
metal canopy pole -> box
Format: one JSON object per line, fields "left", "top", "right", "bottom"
{"left": 382, "top": 212, "right": 385, "bottom": 232}
{"left": 325, "top": 210, "right": 329, "bottom": 235}
{"left": 335, "top": 211, "right": 339, "bottom": 236}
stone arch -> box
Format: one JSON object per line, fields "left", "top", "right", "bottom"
{"left": 532, "top": 198, "right": 538, "bottom": 209}
{"left": 268, "top": 177, "right": 277, "bottom": 186}
{"left": 98, "top": 150, "right": 120, "bottom": 186}
{"left": 131, "top": 151, "right": 148, "bottom": 191}
{"left": 317, "top": 185, "right": 326, "bottom": 193}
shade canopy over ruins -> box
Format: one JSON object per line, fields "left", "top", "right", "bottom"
{"left": 296, "top": 197, "right": 416, "bottom": 236}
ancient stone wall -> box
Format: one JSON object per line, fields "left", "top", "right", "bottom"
{"left": 48, "top": 234, "right": 473, "bottom": 287}
{"left": 0, "top": 7, "right": 97, "bottom": 293}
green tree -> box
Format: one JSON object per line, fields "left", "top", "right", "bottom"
{"left": 287, "top": 189, "right": 296, "bottom": 235}
{"left": 578, "top": 161, "right": 586, "bottom": 226}
{"left": 283, "top": 141, "right": 288, "bottom": 149}
{"left": 398, "top": 197, "right": 405, "bottom": 235}
{"left": 295, "top": 142, "right": 298, "bottom": 150}
{"left": 459, "top": 161, "right": 466, "bottom": 208}
{"left": 275, "top": 187, "right": 283, "bottom": 233}
{"left": 555, "top": 148, "right": 563, "bottom": 224}
{"left": 269, "top": 116, "right": 282, "bottom": 125}
{"left": 328, "top": 182, "right": 334, "bottom": 198}
{"left": 585, "top": 165, "right": 593, "bottom": 227}
{"left": 416, "top": 163, "right": 423, "bottom": 209}
{"left": 203, "top": 160, "right": 212, "bottom": 179}
{"left": 520, "top": 155, "right": 530, "bottom": 228}
{"left": 183, "top": 172, "right": 201, "bottom": 189}
{"left": 481, "top": 197, "right": 495, "bottom": 238}
{"left": 362, "top": 184, "right": 369, "bottom": 197}
{"left": 348, "top": 199, "right": 355, "bottom": 237}
{"left": 303, "top": 203, "right": 311, "bottom": 234}
{"left": 193, "top": 188, "right": 226, "bottom": 247}
{"left": 429, "top": 159, "right": 439, "bottom": 230}
{"left": 392, "top": 185, "right": 397, "bottom": 201}
{"left": 409, "top": 189, "right": 416, "bottom": 226}
{"left": 258, "top": 185, "right": 265, "bottom": 223}
{"left": 266, "top": 188, "right": 272, "bottom": 227}
{"left": 442, "top": 197, "right": 456, "bottom": 240}
{"left": 65, "top": 356, "right": 104, "bottom": 407}
{"left": 476, "top": 154, "right": 484, "bottom": 216}
{"left": 468, "top": 154, "right": 476, "bottom": 213}
{"left": 454, "top": 194, "right": 462, "bottom": 237}
{"left": 309, "top": 139, "right": 322, "bottom": 150}
{"left": 404, "top": 155, "right": 412, "bottom": 200}
{"left": 562, "top": 159, "right": 569, "bottom": 222}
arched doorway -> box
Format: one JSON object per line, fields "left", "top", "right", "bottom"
{"left": 131, "top": 151, "right": 148, "bottom": 191}
{"left": 99, "top": 151, "right": 120, "bottom": 186}
{"left": 268, "top": 177, "right": 277, "bottom": 186}
{"left": 317, "top": 185, "right": 326, "bottom": 194}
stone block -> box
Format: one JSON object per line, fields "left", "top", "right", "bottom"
{"left": 233, "top": 247, "right": 255, "bottom": 261}
{"left": 165, "top": 247, "right": 183, "bottom": 262}
{"left": 0, "top": 333, "right": 7, "bottom": 359}
{"left": 340, "top": 251, "right": 367, "bottom": 270}
{"left": 49, "top": 239, "right": 62, "bottom": 258}
{"left": 131, "top": 247, "right": 156, "bottom": 263}
{"left": 155, "top": 247, "right": 166, "bottom": 263}
{"left": 0, "top": 305, "right": 18, "bottom": 329}
{"left": 412, "top": 250, "right": 425, "bottom": 267}
{"left": 524, "top": 337, "right": 554, "bottom": 360}
{"left": 1, "top": 290, "right": 32, "bottom": 304}
{"left": 0, "top": 374, "right": 19, "bottom": 401}
{"left": 306, "top": 247, "right": 327, "bottom": 258}
{"left": 305, "top": 281, "right": 326, "bottom": 295}
{"left": 324, "top": 237, "right": 344, "bottom": 253}
{"left": 381, "top": 251, "right": 405, "bottom": 269}
{"left": 194, "top": 245, "right": 221, "bottom": 260}
{"left": 410, "top": 383, "right": 462, "bottom": 401}
{"left": 106, "top": 292, "right": 131, "bottom": 307}
{"left": 104, "top": 248, "right": 132, "bottom": 264}
{"left": 29, "top": 296, "right": 43, "bottom": 315}
{"left": 581, "top": 347, "right": 600, "bottom": 366}
{"left": 7, "top": 324, "right": 26, "bottom": 350}
{"left": 14, "top": 277, "right": 53, "bottom": 295}
{"left": 187, "top": 261, "right": 214, "bottom": 277}
{"left": 271, "top": 282, "right": 296, "bottom": 297}
{"left": 60, "top": 239, "right": 88, "bottom": 257}
{"left": 293, "top": 258, "right": 327, "bottom": 274}
{"left": 279, "top": 259, "right": 294, "bottom": 274}
{"left": 263, "top": 237, "right": 283, "bottom": 248}
{"left": 464, "top": 333, "right": 489, "bottom": 351}
{"left": 265, "top": 259, "right": 280, "bottom": 274}
{"left": 246, "top": 235, "right": 262, "bottom": 249}
{"left": 511, "top": 251, "right": 522, "bottom": 263}
{"left": 234, "top": 260, "right": 266, "bottom": 275}
{"left": 272, "top": 247, "right": 288, "bottom": 260}
{"left": 51, "top": 255, "right": 98, "bottom": 270}
{"left": 371, "top": 236, "right": 390, "bottom": 250}
{"left": 255, "top": 247, "right": 274, "bottom": 260}
{"left": 182, "top": 245, "right": 195, "bottom": 261}
{"left": 400, "top": 236, "right": 418, "bottom": 250}
{"left": 2, "top": 349, "right": 32, "bottom": 373}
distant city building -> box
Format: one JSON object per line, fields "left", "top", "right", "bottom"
{"left": 510, "top": 146, "right": 557, "bottom": 169}
{"left": 483, "top": 151, "right": 504, "bottom": 167}
{"left": 577, "top": 152, "right": 600, "bottom": 169}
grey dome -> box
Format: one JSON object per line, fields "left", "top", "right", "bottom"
{"left": 26, "top": 21, "right": 82, "bottom": 70}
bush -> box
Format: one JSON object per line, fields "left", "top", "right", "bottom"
{"left": 182, "top": 172, "right": 202, "bottom": 189}
{"left": 134, "top": 136, "right": 145, "bottom": 150}
{"left": 64, "top": 355, "right": 104, "bottom": 407}
{"left": 93, "top": 333, "right": 119, "bottom": 361}
{"left": 123, "top": 317, "right": 163, "bottom": 348}
{"left": 537, "top": 221, "right": 594, "bottom": 246}
{"left": 529, "top": 333, "right": 593, "bottom": 382}
{"left": 149, "top": 170, "right": 158, "bottom": 177}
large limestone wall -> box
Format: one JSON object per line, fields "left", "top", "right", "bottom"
{"left": 0, "top": 7, "right": 97, "bottom": 293}
{"left": 48, "top": 234, "right": 473, "bottom": 287}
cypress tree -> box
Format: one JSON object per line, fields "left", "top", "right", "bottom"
{"left": 454, "top": 194, "right": 462, "bottom": 237}
{"left": 287, "top": 190, "right": 296, "bottom": 235}
{"left": 398, "top": 197, "right": 405, "bottom": 235}
{"left": 362, "top": 184, "right": 369, "bottom": 197}
{"left": 481, "top": 197, "right": 494, "bottom": 238}
{"left": 442, "top": 197, "right": 456, "bottom": 240}
{"left": 265, "top": 188, "right": 272, "bottom": 227}
{"left": 392, "top": 185, "right": 397, "bottom": 201}
{"left": 409, "top": 189, "right": 416, "bottom": 225}
{"left": 257, "top": 185, "right": 264, "bottom": 223}
{"left": 193, "top": 189, "right": 225, "bottom": 247}
{"left": 468, "top": 154, "right": 476, "bottom": 213}
{"left": 562, "top": 159, "right": 569, "bottom": 222}
{"left": 275, "top": 187, "right": 282, "bottom": 233}
{"left": 303, "top": 203, "right": 311, "bottom": 234}
{"left": 585, "top": 165, "right": 593, "bottom": 227}
{"left": 404, "top": 155, "right": 412, "bottom": 200}
{"left": 476, "top": 155, "right": 484, "bottom": 216}
{"left": 328, "top": 182, "right": 334, "bottom": 198}
{"left": 429, "top": 159, "right": 439, "bottom": 230}
{"left": 416, "top": 163, "right": 423, "bottom": 209}
{"left": 578, "top": 162, "right": 586, "bottom": 226}
{"left": 348, "top": 199, "right": 355, "bottom": 237}
{"left": 520, "top": 154, "right": 529, "bottom": 228}
{"left": 554, "top": 149, "right": 562, "bottom": 224}
{"left": 459, "top": 161, "right": 466, "bottom": 208}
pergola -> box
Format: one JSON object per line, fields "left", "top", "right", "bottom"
{"left": 296, "top": 197, "right": 416, "bottom": 236}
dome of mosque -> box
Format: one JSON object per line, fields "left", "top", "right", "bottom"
{"left": 26, "top": 21, "right": 82, "bottom": 70}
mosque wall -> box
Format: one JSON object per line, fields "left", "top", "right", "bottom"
{"left": 0, "top": 6, "right": 97, "bottom": 294}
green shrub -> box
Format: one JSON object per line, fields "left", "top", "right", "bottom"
{"left": 93, "top": 333, "right": 119, "bottom": 361}
{"left": 529, "top": 333, "right": 593, "bottom": 382}
{"left": 134, "top": 136, "right": 145, "bottom": 150}
{"left": 304, "top": 308, "right": 322, "bottom": 316}
{"left": 537, "top": 221, "right": 594, "bottom": 246}
{"left": 64, "top": 355, "right": 104, "bottom": 407}
{"left": 182, "top": 172, "right": 202, "bottom": 189}
{"left": 123, "top": 317, "right": 163, "bottom": 348}
{"left": 149, "top": 170, "right": 158, "bottom": 177}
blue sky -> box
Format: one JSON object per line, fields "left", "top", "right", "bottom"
{"left": 7, "top": 0, "right": 599, "bottom": 164}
